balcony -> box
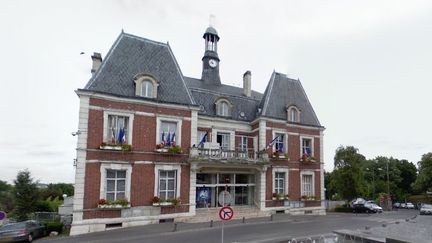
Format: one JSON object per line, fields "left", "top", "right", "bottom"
{"left": 188, "top": 146, "right": 270, "bottom": 165}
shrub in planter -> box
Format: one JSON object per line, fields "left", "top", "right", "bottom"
{"left": 114, "top": 198, "right": 129, "bottom": 207}
{"left": 45, "top": 222, "right": 64, "bottom": 234}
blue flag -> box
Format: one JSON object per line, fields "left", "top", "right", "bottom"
{"left": 166, "top": 132, "right": 171, "bottom": 146}
{"left": 198, "top": 132, "right": 208, "bottom": 147}
{"left": 117, "top": 127, "right": 125, "bottom": 144}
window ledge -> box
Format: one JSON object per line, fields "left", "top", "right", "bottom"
{"left": 97, "top": 204, "right": 131, "bottom": 209}
{"left": 100, "top": 144, "right": 132, "bottom": 151}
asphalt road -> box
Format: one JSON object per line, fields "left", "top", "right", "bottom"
{"left": 37, "top": 210, "right": 422, "bottom": 243}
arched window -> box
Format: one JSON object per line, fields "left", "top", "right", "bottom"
{"left": 287, "top": 105, "right": 300, "bottom": 123}
{"left": 133, "top": 73, "right": 159, "bottom": 98}
{"left": 215, "top": 98, "right": 232, "bottom": 117}
{"left": 141, "top": 80, "right": 153, "bottom": 98}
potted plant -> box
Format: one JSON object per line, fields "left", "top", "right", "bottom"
{"left": 152, "top": 196, "right": 160, "bottom": 206}
{"left": 97, "top": 198, "right": 109, "bottom": 208}
{"left": 284, "top": 194, "right": 290, "bottom": 200}
{"left": 272, "top": 192, "right": 278, "bottom": 200}
{"left": 100, "top": 142, "right": 132, "bottom": 151}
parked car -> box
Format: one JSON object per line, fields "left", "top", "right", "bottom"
{"left": 406, "top": 202, "right": 415, "bottom": 209}
{"left": 0, "top": 220, "right": 46, "bottom": 242}
{"left": 393, "top": 202, "right": 401, "bottom": 208}
{"left": 367, "top": 202, "right": 383, "bottom": 213}
{"left": 400, "top": 203, "right": 406, "bottom": 208}
{"left": 353, "top": 202, "right": 380, "bottom": 213}
{"left": 420, "top": 204, "right": 432, "bottom": 215}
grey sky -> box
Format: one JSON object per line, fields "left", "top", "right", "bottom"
{"left": 1, "top": 0, "right": 431, "bottom": 184}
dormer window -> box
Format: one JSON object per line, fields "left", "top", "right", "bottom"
{"left": 141, "top": 80, "right": 153, "bottom": 98}
{"left": 134, "top": 73, "right": 159, "bottom": 98}
{"left": 215, "top": 98, "right": 232, "bottom": 117}
{"left": 287, "top": 105, "right": 300, "bottom": 123}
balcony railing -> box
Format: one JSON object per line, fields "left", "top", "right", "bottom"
{"left": 189, "top": 147, "right": 269, "bottom": 162}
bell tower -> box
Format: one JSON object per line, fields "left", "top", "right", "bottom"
{"left": 201, "top": 26, "right": 221, "bottom": 85}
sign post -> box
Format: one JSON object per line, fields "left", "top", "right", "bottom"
{"left": 218, "top": 186, "right": 233, "bottom": 243}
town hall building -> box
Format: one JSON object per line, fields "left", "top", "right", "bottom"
{"left": 71, "top": 26, "right": 325, "bottom": 235}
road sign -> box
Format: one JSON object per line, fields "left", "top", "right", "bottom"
{"left": 218, "top": 191, "right": 232, "bottom": 206}
{"left": 219, "top": 206, "right": 234, "bottom": 221}
{"left": 0, "top": 211, "right": 6, "bottom": 221}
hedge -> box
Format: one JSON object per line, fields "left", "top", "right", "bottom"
{"left": 45, "top": 222, "right": 63, "bottom": 234}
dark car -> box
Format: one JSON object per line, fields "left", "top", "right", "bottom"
{"left": 353, "top": 203, "right": 379, "bottom": 213}
{"left": 0, "top": 220, "right": 46, "bottom": 242}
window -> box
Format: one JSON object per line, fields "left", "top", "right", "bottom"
{"left": 141, "top": 80, "right": 153, "bottom": 98}
{"left": 134, "top": 73, "right": 159, "bottom": 98}
{"left": 107, "top": 115, "right": 129, "bottom": 144}
{"left": 274, "top": 172, "right": 285, "bottom": 194}
{"left": 275, "top": 133, "right": 285, "bottom": 152}
{"left": 302, "top": 174, "right": 313, "bottom": 197}
{"left": 106, "top": 170, "right": 126, "bottom": 201}
{"left": 239, "top": 136, "right": 247, "bottom": 151}
{"left": 302, "top": 138, "right": 313, "bottom": 156}
{"left": 160, "top": 121, "right": 177, "bottom": 145}
{"left": 217, "top": 132, "right": 230, "bottom": 150}
{"left": 158, "top": 170, "right": 177, "bottom": 199}
{"left": 215, "top": 98, "right": 232, "bottom": 117}
{"left": 287, "top": 106, "right": 300, "bottom": 122}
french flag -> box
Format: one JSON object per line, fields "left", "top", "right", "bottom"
{"left": 166, "top": 132, "right": 171, "bottom": 146}
{"left": 303, "top": 148, "right": 309, "bottom": 157}
{"left": 111, "top": 128, "right": 116, "bottom": 144}
{"left": 117, "top": 127, "right": 126, "bottom": 144}
{"left": 171, "top": 132, "right": 176, "bottom": 147}
{"left": 161, "top": 131, "right": 166, "bottom": 146}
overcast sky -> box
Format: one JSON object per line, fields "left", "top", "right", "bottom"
{"left": 1, "top": 0, "right": 431, "bottom": 184}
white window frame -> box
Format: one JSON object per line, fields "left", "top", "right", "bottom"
{"left": 215, "top": 98, "right": 232, "bottom": 117}
{"left": 134, "top": 74, "right": 159, "bottom": 98}
{"left": 272, "top": 130, "right": 288, "bottom": 154}
{"left": 300, "top": 136, "right": 314, "bottom": 157}
{"left": 156, "top": 116, "right": 182, "bottom": 146}
{"left": 100, "top": 163, "right": 132, "bottom": 201}
{"left": 141, "top": 80, "right": 154, "bottom": 98}
{"left": 212, "top": 129, "right": 235, "bottom": 150}
{"left": 286, "top": 105, "right": 300, "bottom": 123}
{"left": 154, "top": 164, "right": 181, "bottom": 198}
{"left": 239, "top": 136, "right": 248, "bottom": 151}
{"left": 103, "top": 111, "right": 134, "bottom": 145}
{"left": 300, "top": 170, "right": 315, "bottom": 197}
{"left": 272, "top": 167, "right": 289, "bottom": 195}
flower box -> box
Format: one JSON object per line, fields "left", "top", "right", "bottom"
{"left": 155, "top": 148, "right": 169, "bottom": 153}
{"left": 98, "top": 204, "right": 130, "bottom": 209}
{"left": 100, "top": 143, "right": 132, "bottom": 151}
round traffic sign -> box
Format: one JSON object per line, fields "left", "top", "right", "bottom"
{"left": 218, "top": 191, "right": 232, "bottom": 206}
{"left": 219, "top": 206, "right": 234, "bottom": 221}
{"left": 0, "top": 211, "right": 6, "bottom": 221}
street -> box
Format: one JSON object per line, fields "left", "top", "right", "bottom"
{"left": 38, "top": 210, "right": 426, "bottom": 243}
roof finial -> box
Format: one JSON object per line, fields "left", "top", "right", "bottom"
{"left": 209, "top": 14, "right": 216, "bottom": 27}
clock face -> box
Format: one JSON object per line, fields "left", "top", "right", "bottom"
{"left": 209, "top": 59, "right": 217, "bottom": 68}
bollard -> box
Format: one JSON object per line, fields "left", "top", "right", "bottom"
{"left": 210, "top": 220, "right": 213, "bottom": 227}
{"left": 242, "top": 217, "right": 245, "bottom": 223}
{"left": 173, "top": 223, "right": 177, "bottom": 232}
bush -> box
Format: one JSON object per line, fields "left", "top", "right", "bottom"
{"left": 45, "top": 222, "right": 63, "bottom": 234}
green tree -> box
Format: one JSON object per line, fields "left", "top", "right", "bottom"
{"left": 0, "top": 180, "right": 14, "bottom": 212}
{"left": 413, "top": 152, "right": 432, "bottom": 193}
{"left": 40, "top": 183, "right": 74, "bottom": 200}
{"left": 332, "top": 146, "right": 367, "bottom": 201}
{"left": 14, "top": 169, "right": 38, "bottom": 221}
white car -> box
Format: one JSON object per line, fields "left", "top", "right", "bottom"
{"left": 420, "top": 204, "right": 432, "bottom": 215}
{"left": 365, "top": 202, "right": 383, "bottom": 213}
{"left": 406, "top": 202, "right": 415, "bottom": 209}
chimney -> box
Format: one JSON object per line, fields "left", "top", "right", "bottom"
{"left": 243, "top": 71, "right": 252, "bottom": 97}
{"left": 91, "top": 52, "right": 102, "bottom": 74}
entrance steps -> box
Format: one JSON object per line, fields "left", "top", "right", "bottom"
{"left": 178, "top": 206, "right": 270, "bottom": 223}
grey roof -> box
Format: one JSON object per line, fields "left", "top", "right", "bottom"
{"left": 84, "top": 32, "right": 195, "bottom": 106}
{"left": 259, "top": 72, "right": 321, "bottom": 127}
{"left": 185, "top": 77, "right": 262, "bottom": 121}
{"left": 203, "top": 26, "right": 219, "bottom": 40}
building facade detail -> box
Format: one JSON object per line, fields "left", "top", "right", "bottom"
{"left": 71, "top": 26, "right": 325, "bottom": 235}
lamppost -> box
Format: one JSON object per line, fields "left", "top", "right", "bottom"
{"left": 366, "top": 167, "right": 375, "bottom": 199}
{"left": 386, "top": 160, "right": 391, "bottom": 210}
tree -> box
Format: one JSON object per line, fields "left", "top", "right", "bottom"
{"left": 0, "top": 180, "right": 14, "bottom": 212}
{"left": 332, "top": 146, "right": 367, "bottom": 201}
{"left": 39, "top": 183, "right": 74, "bottom": 200}
{"left": 413, "top": 152, "right": 432, "bottom": 193}
{"left": 14, "top": 169, "right": 38, "bottom": 221}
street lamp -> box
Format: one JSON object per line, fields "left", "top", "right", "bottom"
{"left": 386, "top": 160, "right": 391, "bottom": 210}
{"left": 366, "top": 167, "right": 375, "bottom": 199}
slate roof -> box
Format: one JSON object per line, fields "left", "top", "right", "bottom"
{"left": 82, "top": 31, "right": 322, "bottom": 128}
{"left": 185, "top": 77, "right": 263, "bottom": 122}
{"left": 83, "top": 32, "right": 195, "bottom": 106}
{"left": 259, "top": 72, "right": 321, "bottom": 127}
